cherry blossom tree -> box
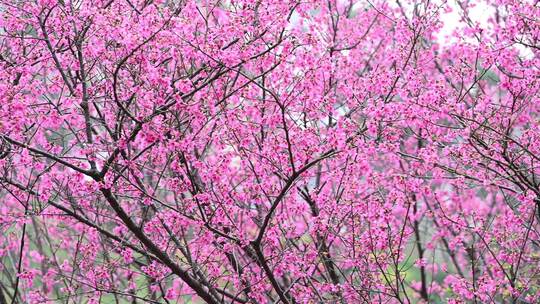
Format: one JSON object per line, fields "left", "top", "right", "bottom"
{"left": 0, "top": 0, "right": 539, "bottom": 303}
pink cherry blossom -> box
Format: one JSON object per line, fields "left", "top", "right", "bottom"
{"left": 0, "top": 0, "right": 539, "bottom": 303}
